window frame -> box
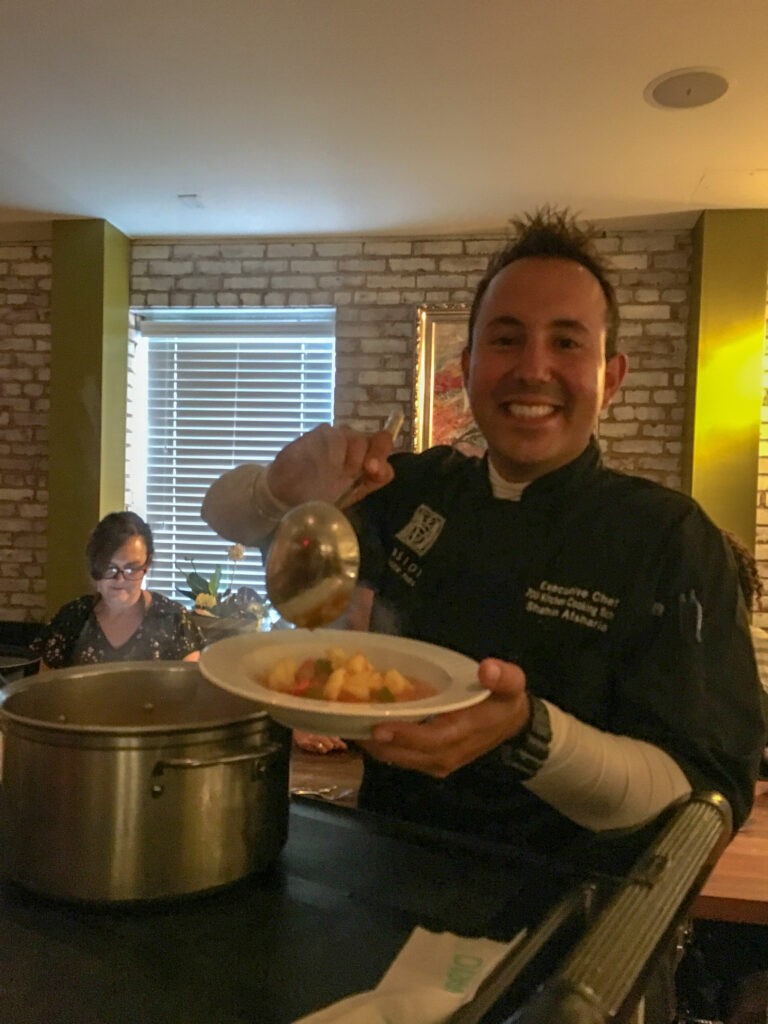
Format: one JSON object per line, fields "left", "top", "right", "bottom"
{"left": 126, "top": 307, "right": 336, "bottom": 605}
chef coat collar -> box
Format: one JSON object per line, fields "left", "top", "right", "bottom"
{"left": 480, "top": 436, "right": 603, "bottom": 509}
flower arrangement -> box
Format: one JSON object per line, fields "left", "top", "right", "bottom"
{"left": 179, "top": 544, "right": 267, "bottom": 627}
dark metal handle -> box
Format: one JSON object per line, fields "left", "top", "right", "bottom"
{"left": 451, "top": 792, "right": 732, "bottom": 1024}
{"left": 514, "top": 791, "right": 732, "bottom": 1024}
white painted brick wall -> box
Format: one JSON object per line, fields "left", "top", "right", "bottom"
{"left": 598, "top": 230, "right": 692, "bottom": 489}
{"left": 0, "top": 241, "right": 51, "bottom": 621}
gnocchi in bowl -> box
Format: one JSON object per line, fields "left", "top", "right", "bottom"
{"left": 261, "top": 647, "right": 438, "bottom": 703}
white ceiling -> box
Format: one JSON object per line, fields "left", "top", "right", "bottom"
{"left": 1, "top": 0, "right": 767, "bottom": 239}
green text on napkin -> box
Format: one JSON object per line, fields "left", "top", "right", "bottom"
{"left": 293, "top": 926, "right": 525, "bottom": 1024}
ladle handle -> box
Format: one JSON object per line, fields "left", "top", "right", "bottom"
{"left": 335, "top": 410, "right": 404, "bottom": 507}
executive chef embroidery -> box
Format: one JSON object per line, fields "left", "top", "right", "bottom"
{"left": 395, "top": 504, "right": 446, "bottom": 556}
{"left": 525, "top": 579, "right": 620, "bottom": 634}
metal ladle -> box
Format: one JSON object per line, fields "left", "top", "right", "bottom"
{"left": 265, "top": 411, "right": 404, "bottom": 629}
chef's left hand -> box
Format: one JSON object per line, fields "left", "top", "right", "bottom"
{"left": 360, "top": 658, "right": 530, "bottom": 777}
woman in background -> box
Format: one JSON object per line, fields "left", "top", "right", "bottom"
{"left": 30, "top": 511, "right": 204, "bottom": 669}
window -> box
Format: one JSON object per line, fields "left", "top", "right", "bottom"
{"left": 127, "top": 308, "right": 335, "bottom": 603}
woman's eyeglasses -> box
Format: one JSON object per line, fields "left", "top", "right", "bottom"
{"left": 100, "top": 564, "right": 148, "bottom": 581}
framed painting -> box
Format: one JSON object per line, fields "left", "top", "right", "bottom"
{"left": 413, "top": 304, "right": 486, "bottom": 454}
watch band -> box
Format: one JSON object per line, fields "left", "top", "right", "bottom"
{"left": 497, "top": 694, "right": 552, "bottom": 780}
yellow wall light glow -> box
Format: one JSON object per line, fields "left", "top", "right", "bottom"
{"left": 686, "top": 209, "right": 768, "bottom": 550}
{"left": 695, "top": 328, "right": 763, "bottom": 440}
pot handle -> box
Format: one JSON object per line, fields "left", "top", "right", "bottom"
{"left": 153, "top": 741, "right": 283, "bottom": 777}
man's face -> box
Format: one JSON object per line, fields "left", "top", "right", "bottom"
{"left": 461, "top": 257, "right": 626, "bottom": 482}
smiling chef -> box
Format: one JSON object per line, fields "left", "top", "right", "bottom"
{"left": 201, "top": 207, "right": 765, "bottom": 1024}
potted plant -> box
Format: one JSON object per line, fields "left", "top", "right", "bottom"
{"left": 179, "top": 544, "right": 269, "bottom": 640}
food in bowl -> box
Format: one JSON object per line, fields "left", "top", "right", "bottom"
{"left": 259, "top": 646, "right": 437, "bottom": 703}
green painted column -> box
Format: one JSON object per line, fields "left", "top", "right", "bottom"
{"left": 48, "top": 219, "right": 130, "bottom": 615}
{"left": 684, "top": 210, "right": 768, "bottom": 550}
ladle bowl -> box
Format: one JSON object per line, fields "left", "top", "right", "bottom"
{"left": 265, "top": 501, "right": 360, "bottom": 629}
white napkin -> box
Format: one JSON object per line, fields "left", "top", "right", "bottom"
{"left": 293, "top": 926, "right": 526, "bottom": 1024}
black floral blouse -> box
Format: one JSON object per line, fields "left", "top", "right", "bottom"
{"left": 29, "top": 592, "right": 205, "bottom": 668}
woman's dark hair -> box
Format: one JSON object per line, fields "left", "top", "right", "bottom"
{"left": 467, "top": 206, "right": 620, "bottom": 358}
{"left": 86, "top": 511, "right": 154, "bottom": 580}
{"left": 723, "top": 529, "right": 763, "bottom": 611}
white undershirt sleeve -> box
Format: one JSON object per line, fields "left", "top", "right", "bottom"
{"left": 523, "top": 700, "right": 692, "bottom": 832}
{"left": 201, "top": 463, "right": 289, "bottom": 546}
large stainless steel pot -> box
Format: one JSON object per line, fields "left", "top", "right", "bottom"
{"left": 0, "top": 661, "right": 290, "bottom": 902}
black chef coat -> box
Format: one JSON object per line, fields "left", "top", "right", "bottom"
{"left": 351, "top": 440, "right": 764, "bottom": 869}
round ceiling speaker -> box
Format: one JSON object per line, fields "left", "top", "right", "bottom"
{"left": 644, "top": 68, "right": 729, "bottom": 109}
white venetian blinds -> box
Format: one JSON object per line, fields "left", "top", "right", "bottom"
{"left": 130, "top": 308, "right": 335, "bottom": 601}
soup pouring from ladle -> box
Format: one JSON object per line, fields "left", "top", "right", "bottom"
{"left": 265, "top": 411, "right": 404, "bottom": 629}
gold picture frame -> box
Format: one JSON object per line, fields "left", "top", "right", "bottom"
{"left": 413, "top": 304, "right": 486, "bottom": 453}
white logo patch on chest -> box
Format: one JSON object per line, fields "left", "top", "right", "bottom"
{"left": 395, "top": 504, "right": 446, "bottom": 555}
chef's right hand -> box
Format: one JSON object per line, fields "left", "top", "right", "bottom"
{"left": 266, "top": 424, "right": 396, "bottom": 508}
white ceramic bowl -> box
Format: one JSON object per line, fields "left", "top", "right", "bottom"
{"left": 198, "top": 629, "right": 488, "bottom": 739}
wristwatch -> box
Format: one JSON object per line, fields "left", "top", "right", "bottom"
{"left": 497, "top": 694, "right": 552, "bottom": 779}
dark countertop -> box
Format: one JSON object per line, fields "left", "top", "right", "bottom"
{"left": 0, "top": 797, "right": 587, "bottom": 1024}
